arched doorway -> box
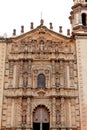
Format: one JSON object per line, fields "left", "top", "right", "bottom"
{"left": 33, "top": 105, "right": 50, "bottom": 130}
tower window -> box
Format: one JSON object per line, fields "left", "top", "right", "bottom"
{"left": 82, "top": 13, "right": 86, "bottom": 26}
{"left": 37, "top": 74, "right": 45, "bottom": 88}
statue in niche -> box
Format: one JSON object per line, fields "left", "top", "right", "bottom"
{"left": 23, "top": 72, "right": 28, "bottom": 87}
{"left": 64, "top": 45, "right": 69, "bottom": 53}
{"left": 11, "top": 43, "right": 15, "bottom": 53}
{"left": 44, "top": 43, "right": 48, "bottom": 52}
{"left": 39, "top": 40, "right": 44, "bottom": 51}
{"left": 23, "top": 61, "right": 28, "bottom": 72}
{"left": 55, "top": 72, "right": 59, "bottom": 87}
{"left": 58, "top": 41, "right": 63, "bottom": 52}
{"left": 13, "top": 44, "right": 18, "bottom": 53}
{"left": 22, "top": 108, "right": 27, "bottom": 124}
{"left": 47, "top": 40, "right": 52, "bottom": 52}
{"left": 46, "top": 41, "right": 49, "bottom": 51}
{"left": 56, "top": 110, "right": 61, "bottom": 125}
{"left": 19, "top": 44, "right": 25, "bottom": 53}
{"left": 19, "top": 40, "right": 28, "bottom": 53}
{"left": 32, "top": 42, "right": 36, "bottom": 52}
{"left": 55, "top": 42, "right": 59, "bottom": 52}
{"left": 56, "top": 104, "right": 61, "bottom": 125}
{"left": 24, "top": 42, "right": 29, "bottom": 53}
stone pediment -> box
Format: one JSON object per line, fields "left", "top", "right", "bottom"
{"left": 12, "top": 25, "right": 70, "bottom": 44}
{"left": 8, "top": 25, "right": 74, "bottom": 61}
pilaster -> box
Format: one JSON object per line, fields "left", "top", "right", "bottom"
{"left": 28, "top": 60, "right": 32, "bottom": 88}
{"left": 9, "top": 61, "right": 14, "bottom": 88}
{"left": 52, "top": 97, "right": 56, "bottom": 126}
{"left": 71, "top": 99, "right": 76, "bottom": 126}
{"left": 27, "top": 98, "right": 31, "bottom": 126}
{"left": 51, "top": 60, "right": 56, "bottom": 88}
{"left": 69, "top": 61, "right": 74, "bottom": 88}
{"left": 0, "top": 42, "right": 6, "bottom": 129}
{"left": 61, "top": 98, "right": 65, "bottom": 126}
{"left": 59, "top": 61, "right": 64, "bottom": 87}
{"left": 19, "top": 60, "right": 23, "bottom": 88}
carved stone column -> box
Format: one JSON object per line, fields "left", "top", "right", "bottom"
{"left": 21, "top": 97, "right": 27, "bottom": 127}
{"left": 13, "top": 64, "right": 16, "bottom": 88}
{"left": 28, "top": 60, "right": 32, "bottom": 88}
{"left": 27, "top": 97, "right": 31, "bottom": 126}
{"left": 10, "top": 99, "right": 15, "bottom": 127}
{"left": 17, "top": 97, "right": 22, "bottom": 127}
{"left": 52, "top": 97, "right": 56, "bottom": 126}
{"left": 74, "top": 62, "right": 78, "bottom": 89}
{"left": 59, "top": 61, "right": 64, "bottom": 87}
{"left": 55, "top": 61, "right": 60, "bottom": 87}
{"left": 79, "top": 13, "right": 82, "bottom": 25}
{"left": 30, "top": 99, "right": 33, "bottom": 128}
{"left": 69, "top": 61, "right": 74, "bottom": 88}
{"left": 61, "top": 98, "right": 65, "bottom": 126}
{"left": 46, "top": 75, "right": 49, "bottom": 88}
{"left": 19, "top": 60, "right": 23, "bottom": 88}
{"left": 9, "top": 61, "right": 14, "bottom": 88}
{"left": 33, "top": 70, "right": 38, "bottom": 88}
{"left": 6, "top": 98, "right": 12, "bottom": 126}
{"left": 63, "top": 62, "right": 67, "bottom": 88}
{"left": 13, "top": 61, "right": 18, "bottom": 88}
{"left": 66, "top": 62, "right": 70, "bottom": 88}
{"left": 71, "top": 99, "right": 76, "bottom": 126}
{"left": 51, "top": 60, "right": 56, "bottom": 88}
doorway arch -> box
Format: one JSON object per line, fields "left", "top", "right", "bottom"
{"left": 33, "top": 105, "right": 50, "bottom": 130}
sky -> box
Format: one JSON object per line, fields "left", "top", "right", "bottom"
{"left": 0, "top": 0, "right": 73, "bottom": 37}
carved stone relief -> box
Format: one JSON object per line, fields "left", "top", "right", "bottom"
{"left": 2, "top": 26, "right": 79, "bottom": 130}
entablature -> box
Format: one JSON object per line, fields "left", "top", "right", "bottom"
{"left": 8, "top": 52, "right": 75, "bottom": 61}
{"left": 4, "top": 87, "right": 78, "bottom": 99}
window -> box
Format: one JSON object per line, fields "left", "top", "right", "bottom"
{"left": 37, "top": 74, "right": 45, "bottom": 88}
{"left": 82, "top": 13, "right": 86, "bottom": 26}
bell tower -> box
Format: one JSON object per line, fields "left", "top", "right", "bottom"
{"left": 70, "top": 0, "right": 87, "bottom": 33}
{"left": 70, "top": 1, "right": 87, "bottom": 130}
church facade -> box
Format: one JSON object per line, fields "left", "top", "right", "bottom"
{"left": 0, "top": 0, "right": 87, "bottom": 130}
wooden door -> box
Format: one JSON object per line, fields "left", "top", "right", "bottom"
{"left": 33, "top": 106, "right": 50, "bottom": 130}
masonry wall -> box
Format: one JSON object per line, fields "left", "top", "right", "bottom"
{"left": 76, "top": 38, "right": 87, "bottom": 130}
{"left": 0, "top": 41, "right": 6, "bottom": 129}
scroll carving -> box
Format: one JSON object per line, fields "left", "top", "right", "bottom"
{"left": 10, "top": 39, "right": 73, "bottom": 56}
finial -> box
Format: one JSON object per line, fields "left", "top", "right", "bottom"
{"left": 13, "top": 29, "right": 16, "bottom": 36}
{"left": 59, "top": 26, "right": 62, "bottom": 33}
{"left": 40, "top": 11, "right": 44, "bottom": 26}
{"left": 67, "top": 29, "right": 70, "bottom": 36}
{"left": 30, "top": 22, "right": 34, "bottom": 30}
{"left": 21, "top": 25, "right": 24, "bottom": 33}
{"left": 49, "top": 22, "right": 53, "bottom": 30}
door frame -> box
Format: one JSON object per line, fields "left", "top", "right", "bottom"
{"left": 33, "top": 105, "right": 50, "bottom": 130}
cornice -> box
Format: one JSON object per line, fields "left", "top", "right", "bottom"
{"left": 72, "top": 3, "right": 87, "bottom": 9}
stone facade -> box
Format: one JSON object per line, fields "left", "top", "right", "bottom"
{"left": 0, "top": 24, "right": 80, "bottom": 130}
{"left": 0, "top": 40, "right": 6, "bottom": 129}
{"left": 0, "top": 0, "right": 87, "bottom": 130}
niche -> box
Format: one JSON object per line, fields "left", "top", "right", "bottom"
{"left": 82, "top": 13, "right": 86, "bottom": 26}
